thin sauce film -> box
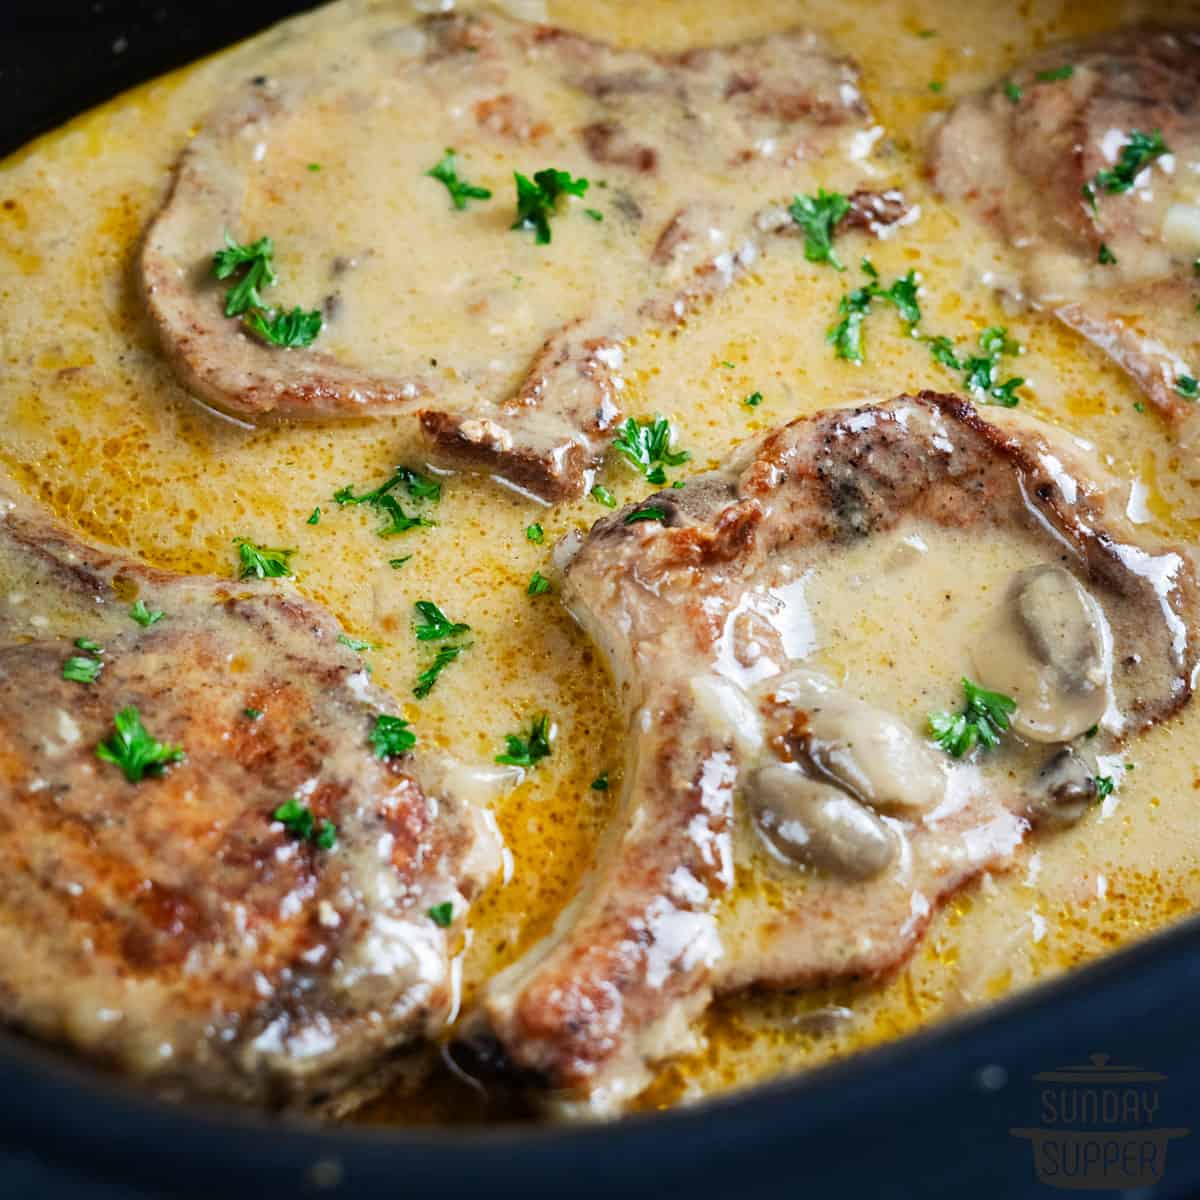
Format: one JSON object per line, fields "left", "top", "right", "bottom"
{"left": 0, "top": 0, "right": 1198, "bottom": 1124}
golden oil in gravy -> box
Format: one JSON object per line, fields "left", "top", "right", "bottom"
{"left": 1, "top": 0, "right": 1199, "bottom": 1124}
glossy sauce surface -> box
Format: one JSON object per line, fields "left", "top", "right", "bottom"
{"left": 1, "top": 0, "right": 1199, "bottom": 1122}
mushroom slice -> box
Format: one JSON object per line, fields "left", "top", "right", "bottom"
{"left": 475, "top": 392, "right": 1199, "bottom": 1113}
{"left": 141, "top": 8, "right": 898, "bottom": 499}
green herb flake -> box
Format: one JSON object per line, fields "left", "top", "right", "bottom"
{"left": 413, "top": 644, "right": 464, "bottom": 699}
{"left": 234, "top": 539, "right": 295, "bottom": 580}
{"left": 1035, "top": 65, "right": 1074, "bottom": 82}
{"left": 495, "top": 714, "right": 553, "bottom": 769}
{"left": 95, "top": 705, "right": 185, "bottom": 783}
{"left": 525, "top": 523, "right": 545, "bottom": 544}
{"left": 244, "top": 707, "right": 263, "bottom": 720}
{"left": 1004, "top": 79, "right": 1024, "bottom": 103}
{"left": 306, "top": 507, "right": 321, "bottom": 526}
{"left": 213, "top": 233, "right": 277, "bottom": 317}
{"left": 1098, "top": 243, "right": 1117, "bottom": 265}
{"left": 129, "top": 599, "right": 164, "bottom": 627}
{"left": 414, "top": 600, "right": 470, "bottom": 642}
{"left": 743, "top": 391, "right": 764, "bottom": 408}
{"left": 369, "top": 713, "right": 416, "bottom": 759}
{"left": 333, "top": 466, "right": 440, "bottom": 538}
{"left": 307, "top": 163, "right": 321, "bottom": 172}
{"left": 389, "top": 556, "right": 413, "bottom": 569}
{"left": 75, "top": 638, "right": 103, "bottom": 653}
{"left": 625, "top": 506, "right": 668, "bottom": 525}
{"left": 788, "top": 189, "right": 851, "bottom": 270}
{"left": 1094, "top": 775, "right": 1115, "bottom": 799}
{"left": 611, "top": 415, "right": 691, "bottom": 484}
{"left": 63, "top": 655, "right": 103, "bottom": 684}
{"left": 929, "top": 80, "right": 944, "bottom": 93}
{"left": 1091, "top": 129, "right": 1169, "bottom": 198}
{"left": 243, "top": 305, "right": 323, "bottom": 349}
{"left": 428, "top": 901, "right": 454, "bottom": 928}
{"left": 591, "top": 484, "right": 617, "bottom": 508}
{"left": 584, "top": 208, "right": 604, "bottom": 222}
{"left": 512, "top": 168, "right": 589, "bottom": 244}
{"left": 1134, "top": 401, "right": 1147, "bottom": 413}
{"left": 426, "top": 148, "right": 493, "bottom": 211}
{"left": 827, "top": 261, "right": 920, "bottom": 364}
{"left": 928, "top": 678, "right": 1017, "bottom": 758}
{"left": 1176, "top": 375, "right": 1199, "bottom": 399}
{"left": 527, "top": 570, "right": 551, "bottom": 596}
{"left": 591, "top": 771, "right": 609, "bottom": 791}
{"left": 273, "top": 797, "right": 337, "bottom": 850}
{"left": 337, "top": 634, "right": 375, "bottom": 653}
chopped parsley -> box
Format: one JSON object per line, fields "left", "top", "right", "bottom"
{"left": 928, "top": 678, "right": 1017, "bottom": 758}
{"left": 244, "top": 707, "right": 263, "bottom": 720}
{"left": 1134, "top": 401, "right": 1147, "bottom": 413}
{"left": 426, "top": 147, "right": 492, "bottom": 210}
{"left": 526, "top": 523, "right": 545, "bottom": 544}
{"left": 63, "top": 654, "right": 103, "bottom": 684}
{"left": 625, "top": 506, "right": 668, "bottom": 524}
{"left": 211, "top": 233, "right": 322, "bottom": 348}
{"left": 129, "top": 598, "right": 164, "bottom": 627}
{"left": 591, "top": 771, "right": 609, "bottom": 791}
{"left": 1085, "top": 129, "right": 1169, "bottom": 209}
{"left": 373, "top": 496, "right": 434, "bottom": 536}
{"left": 527, "top": 570, "right": 551, "bottom": 596}
{"left": 95, "top": 705, "right": 185, "bottom": 782}
{"left": 1004, "top": 79, "right": 1023, "bottom": 103}
{"left": 307, "top": 163, "right": 321, "bottom": 172}
{"left": 307, "top": 507, "right": 321, "bottom": 525}
{"left": 75, "top": 638, "right": 103, "bottom": 653}
{"left": 369, "top": 713, "right": 416, "bottom": 759}
{"left": 413, "top": 644, "right": 464, "bottom": 699}
{"left": 1098, "top": 243, "right": 1117, "bottom": 265}
{"left": 1035, "top": 64, "right": 1074, "bottom": 82}
{"left": 926, "top": 326, "right": 1025, "bottom": 407}
{"left": 929, "top": 80, "right": 944, "bottom": 93}
{"left": 337, "top": 633, "right": 375, "bottom": 653}
{"left": 743, "top": 391, "right": 764, "bottom": 408}
{"left": 427, "top": 901, "right": 454, "bottom": 928}
{"left": 591, "top": 484, "right": 617, "bottom": 508}
{"left": 585, "top": 208, "right": 604, "bottom": 222}
{"left": 1176, "top": 375, "right": 1198, "bottom": 399}
{"left": 334, "top": 466, "right": 439, "bottom": 538}
{"left": 788, "top": 189, "right": 851, "bottom": 270}
{"left": 273, "top": 797, "right": 337, "bottom": 850}
{"left": 512, "top": 168, "right": 589, "bottom": 244}
{"left": 1094, "top": 775, "right": 1115, "bottom": 799}
{"left": 827, "top": 260, "right": 921, "bottom": 363}
{"left": 234, "top": 539, "right": 295, "bottom": 579}
{"left": 495, "top": 714, "right": 552, "bottom": 768}
{"left": 611, "top": 415, "right": 691, "bottom": 485}
{"left": 389, "top": 556, "right": 412, "bottom": 569}
{"left": 414, "top": 600, "right": 470, "bottom": 641}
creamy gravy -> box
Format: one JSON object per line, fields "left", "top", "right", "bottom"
{"left": 1, "top": 0, "right": 1199, "bottom": 1124}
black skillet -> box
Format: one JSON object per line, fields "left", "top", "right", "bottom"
{"left": 2, "top": 3, "right": 1199, "bottom": 1196}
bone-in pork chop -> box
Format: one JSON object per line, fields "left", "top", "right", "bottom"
{"left": 478, "top": 393, "right": 1199, "bottom": 1113}
{"left": 929, "top": 29, "right": 1200, "bottom": 434}
{"left": 0, "top": 478, "right": 499, "bottom": 1108}
{"left": 141, "top": 9, "right": 907, "bottom": 499}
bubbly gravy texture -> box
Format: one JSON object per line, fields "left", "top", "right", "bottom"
{"left": 2, "top": 0, "right": 1200, "bottom": 1123}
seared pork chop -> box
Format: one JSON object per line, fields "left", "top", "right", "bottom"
{"left": 142, "top": 9, "right": 907, "bottom": 499}
{"left": 0, "top": 478, "right": 499, "bottom": 1108}
{"left": 929, "top": 28, "right": 1200, "bottom": 432}
{"left": 479, "top": 393, "right": 1198, "bottom": 1113}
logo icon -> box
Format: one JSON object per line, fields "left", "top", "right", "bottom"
{"left": 1011, "top": 1053, "right": 1188, "bottom": 1190}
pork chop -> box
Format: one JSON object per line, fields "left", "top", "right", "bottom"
{"left": 0, "top": 477, "right": 500, "bottom": 1109}
{"left": 928, "top": 28, "right": 1200, "bottom": 431}
{"left": 477, "top": 392, "right": 1199, "bottom": 1113}
{"left": 141, "top": 8, "right": 908, "bottom": 499}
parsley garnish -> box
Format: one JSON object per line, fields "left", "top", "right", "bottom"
{"left": 525, "top": 523, "right": 545, "bottom": 544}
{"left": 788, "top": 189, "right": 851, "bottom": 270}
{"left": 211, "top": 233, "right": 322, "bottom": 348}
{"left": 625, "top": 506, "right": 668, "bottom": 524}
{"left": 591, "top": 484, "right": 617, "bottom": 508}
{"left": 512, "top": 168, "right": 589, "bottom": 244}
{"left": 63, "top": 654, "right": 103, "bottom": 684}
{"left": 413, "top": 644, "right": 464, "bottom": 699}
{"left": 427, "top": 901, "right": 454, "bottom": 928}
{"left": 334, "top": 466, "right": 439, "bottom": 538}
{"left": 273, "top": 797, "right": 337, "bottom": 850}
{"left": 414, "top": 601, "right": 470, "bottom": 641}
{"left": 1098, "top": 243, "right": 1117, "bottom": 265}
{"left": 1088, "top": 129, "right": 1169, "bottom": 203}
{"left": 929, "top": 80, "right": 944, "bottom": 93}
{"left": 369, "top": 713, "right": 416, "bottom": 759}
{"left": 495, "top": 714, "right": 552, "bottom": 768}
{"left": 743, "top": 391, "right": 763, "bottom": 408}
{"left": 389, "top": 556, "right": 412, "bottom": 569}
{"left": 1176, "top": 375, "right": 1198, "bottom": 399}
{"left": 1004, "top": 79, "right": 1023, "bottom": 103}
{"left": 244, "top": 707, "right": 263, "bottom": 720}
{"left": 528, "top": 570, "right": 551, "bottom": 595}
{"left": 337, "top": 634, "right": 375, "bottom": 653}
{"left": 307, "top": 507, "right": 321, "bottom": 526}
{"left": 591, "top": 771, "right": 609, "bottom": 791}
{"left": 926, "top": 326, "right": 1024, "bottom": 406}
{"left": 75, "top": 637, "right": 103, "bottom": 653}
{"left": 373, "top": 496, "right": 434, "bottom": 537}
{"left": 426, "top": 148, "right": 492, "bottom": 210}
{"left": 827, "top": 260, "right": 921, "bottom": 363}
{"left": 234, "top": 539, "right": 295, "bottom": 579}
{"left": 611, "top": 415, "right": 691, "bottom": 485}
{"left": 1094, "top": 775, "right": 1115, "bottom": 799}
{"left": 1035, "top": 65, "right": 1074, "bottom": 82}
{"left": 129, "top": 599, "right": 164, "bottom": 627}
{"left": 1134, "top": 401, "right": 1146, "bottom": 413}
{"left": 928, "top": 678, "right": 1016, "bottom": 758}
{"left": 95, "top": 705, "right": 185, "bottom": 782}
